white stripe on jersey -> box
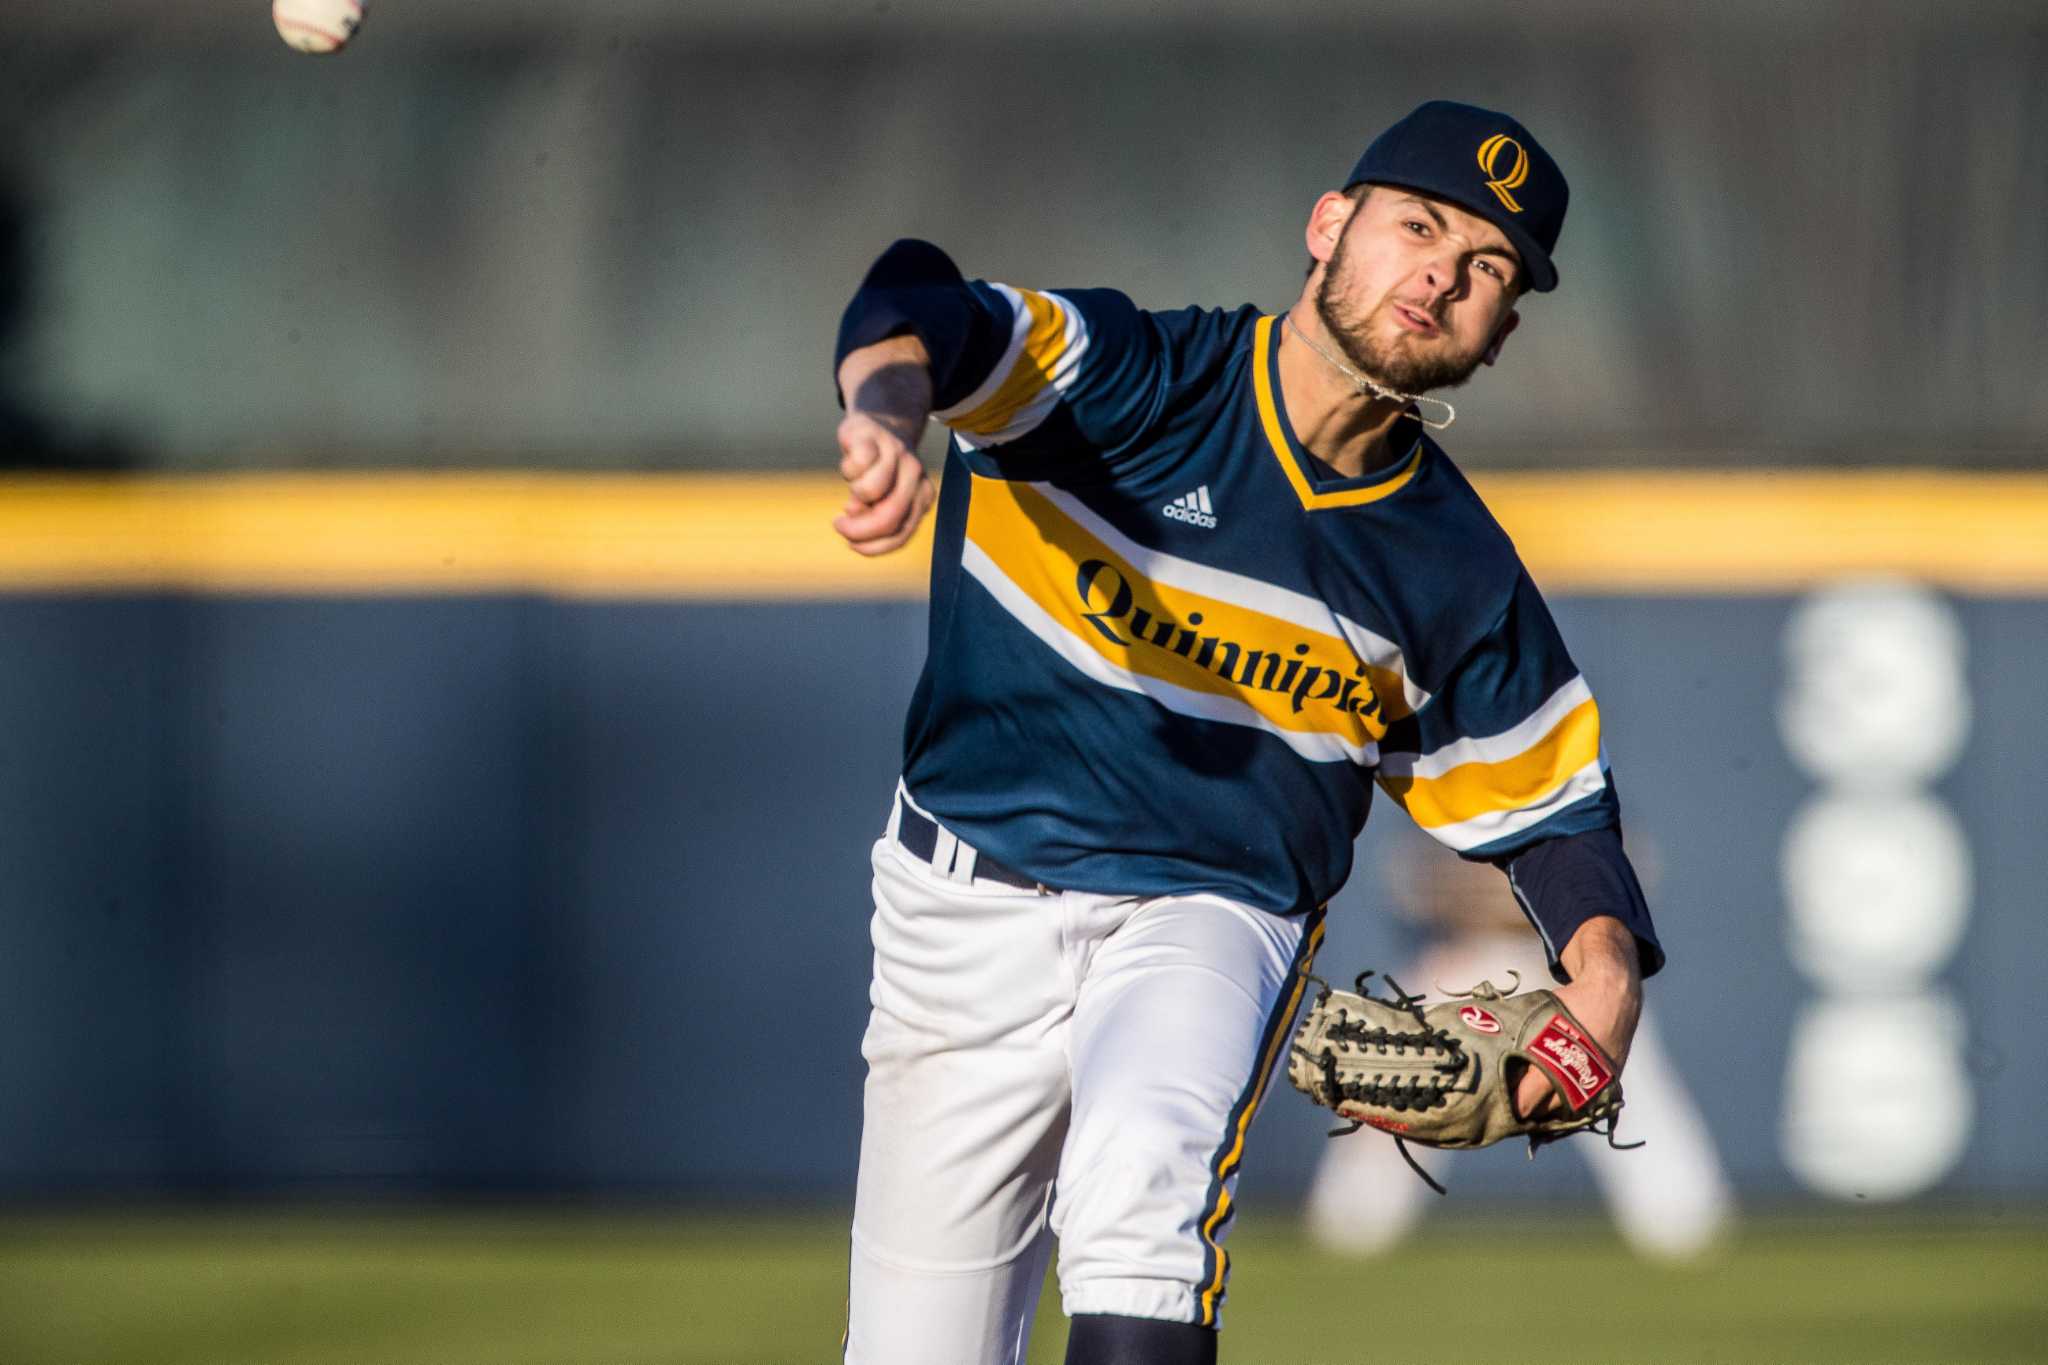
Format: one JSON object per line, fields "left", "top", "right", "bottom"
{"left": 1031, "top": 482, "right": 1432, "bottom": 715}
{"left": 960, "top": 538, "right": 1380, "bottom": 767}
{"left": 1419, "top": 756, "right": 1612, "bottom": 853}
{"left": 1376, "top": 675, "right": 1596, "bottom": 781}
{"left": 932, "top": 284, "right": 1033, "bottom": 424}
{"left": 937, "top": 285, "right": 1091, "bottom": 451}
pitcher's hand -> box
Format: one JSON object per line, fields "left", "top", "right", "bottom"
{"left": 1513, "top": 916, "right": 1641, "bottom": 1119}
{"left": 834, "top": 411, "right": 934, "bottom": 555}
{"left": 834, "top": 336, "right": 935, "bottom": 556}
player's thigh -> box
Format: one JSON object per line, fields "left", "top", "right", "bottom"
{"left": 1053, "top": 895, "right": 1318, "bottom": 1324}
{"left": 855, "top": 841, "right": 1076, "bottom": 1266}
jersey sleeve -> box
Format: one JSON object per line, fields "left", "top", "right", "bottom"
{"left": 834, "top": 238, "right": 1167, "bottom": 473}
{"left": 1374, "top": 571, "right": 1663, "bottom": 976}
{"left": 1374, "top": 570, "right": 1617, "bottom": 857}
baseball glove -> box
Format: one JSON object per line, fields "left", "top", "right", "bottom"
{"left": 1286, "top": 970, "right": 1636, "bottom": 1194}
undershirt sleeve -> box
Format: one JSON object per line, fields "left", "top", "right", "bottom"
{"left": 833, "top": 238, "right": 1011, "bottom": 412}
{"left": 1499, "top": 826, "right": 1666, "bottom": 981}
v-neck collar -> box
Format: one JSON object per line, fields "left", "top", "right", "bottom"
{"left": 1251, "top": 314, "right": 1427, "bottom": 511}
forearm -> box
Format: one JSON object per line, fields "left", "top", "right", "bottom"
{"left": 1559, "top": 916, "right": 1642, "bottom": 1004}
{"left": 1507, "top": 914, "right": 1645, "bottom": 1120}
{"left": 837, "top": 334, "right": 934, "bottom": 444}
{"left": 1503, "top": 831, "right": 1653, "bottom": 1103}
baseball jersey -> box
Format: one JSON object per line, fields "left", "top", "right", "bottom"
{"left": 839, "top": 240, "right": 1662, "bottom": 974}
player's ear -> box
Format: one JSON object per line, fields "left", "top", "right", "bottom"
{"left": 1304, "top": 190, "right": 1356, "bottom": 270}
{"left": 1481, "top": 308, "right": 1521, "bottom": 367}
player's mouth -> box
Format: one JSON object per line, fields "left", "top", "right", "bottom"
{"left": 1390, "top": 303, "right": 1441, "bottom": 336}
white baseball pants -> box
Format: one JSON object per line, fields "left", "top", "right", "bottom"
{"left": 844, "top": 787, "right": 1322, "bottom": 1365}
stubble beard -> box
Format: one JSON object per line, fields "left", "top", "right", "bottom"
{"left": 1313, "top": 231, "right": 1488, "bottom": 396}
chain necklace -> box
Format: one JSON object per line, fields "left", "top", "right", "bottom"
{"left": 1281, "top": 314, "right": 1456, "bottom": 431}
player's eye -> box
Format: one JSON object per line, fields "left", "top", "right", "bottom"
{"left": 1403, "top": 220, "right": 1430, "bottom": 236}
{"left": 1476, "top": 260, "right": 1500, "bottom": 280}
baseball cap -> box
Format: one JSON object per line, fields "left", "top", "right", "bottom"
{"left": 1346, "top": 100, "right": 1569, "bottom": 292}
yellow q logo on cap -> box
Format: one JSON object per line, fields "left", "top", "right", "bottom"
{"left": 1477, "top": 133, "right": 1529, "bottom": 213}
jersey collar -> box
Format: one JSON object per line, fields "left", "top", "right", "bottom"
{"left": 1252, "top": 314, "right": 1427, "bottom": 510}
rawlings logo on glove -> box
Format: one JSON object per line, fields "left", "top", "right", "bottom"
{"left": 1285, "top": 970, "right": 1638, "bottom": 1194}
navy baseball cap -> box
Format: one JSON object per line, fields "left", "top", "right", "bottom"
{"left": 1346, "top": 100, "right": 1569, "bottom": 292}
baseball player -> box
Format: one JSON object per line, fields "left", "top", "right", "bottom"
{"left": 831, "top": 100, "right": 1664, "bottom": 1365}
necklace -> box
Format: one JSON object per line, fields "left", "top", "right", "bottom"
{"left": 1281, "top": 315, "right": 1456, "bottom": 431}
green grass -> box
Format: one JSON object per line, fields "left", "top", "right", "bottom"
{"left": 0, "top": 1206, "right": 2042, "bottom": 1365}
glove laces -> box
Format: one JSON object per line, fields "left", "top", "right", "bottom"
{"left": 1303, "top": 972, "right": 1467, "bottom": 1194}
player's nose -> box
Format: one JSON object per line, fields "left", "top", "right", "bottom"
{"left": 1412, "top": 265, "right": 1456, "bottom": 309}
{"left": 1418, "top": 253, "right": 1473, "bottom": 306}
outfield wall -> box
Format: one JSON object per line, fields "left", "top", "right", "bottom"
{"left": 0, "top": 473, "right": 2043, "bottom": 1206}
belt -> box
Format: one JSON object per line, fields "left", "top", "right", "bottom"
{"left": 895, "top": 802, "right": 1048, "bottom": 892}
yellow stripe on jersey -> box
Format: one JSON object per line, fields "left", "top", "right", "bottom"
{"left": 1377, "top": 695, "right": 1603, "bottom": 831}
{"left": 964, "top": 475, "right": 1399, "bottom": 753}
{"left": 947, "top": 288, "right": 1069, "bottom": 440}
{"left": 1252, "top": 316, "right": 1426, "bottom": 510}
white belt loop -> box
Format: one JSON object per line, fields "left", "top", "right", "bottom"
{"left": 950, "top": 841, "right": 980, "bottom": 884}
{"left": 930, "top": 826, "right": 961, "bottom": 879}
{"left": 893, "top": 781, "right": 991, "bottom": 886}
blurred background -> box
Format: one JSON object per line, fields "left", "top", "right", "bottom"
{"left": 1, "top": 2, "right": 2044, "bottom": 1363}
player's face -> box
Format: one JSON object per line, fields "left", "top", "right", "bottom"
{"left": 1313, "top": 188, "right": 1522, "bottom": 394}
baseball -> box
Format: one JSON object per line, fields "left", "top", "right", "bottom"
{"left": 273, "top": 0, "right": 365, "bottom": 54}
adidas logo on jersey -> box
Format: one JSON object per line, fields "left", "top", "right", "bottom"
{"left": 1162, "top": 485, "right": 1217, "bottom": 529}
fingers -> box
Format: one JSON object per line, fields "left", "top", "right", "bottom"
{"left": 834, "top": 410, "right": 935, "bottom": 555}
{"left": 838, "top": 416, "right": 906, "bottom": 505}
{"left": 853, "top": 476, "right": 935, "bottom": 556}
{"left": 1513, "top": 1065, "right": 1561, "bottom": 1120}
{"left": 833, "top": 449, "right": 934, "bottom": 556}
{"left": 838, "top": 479, "right": 934, "bottom": 557}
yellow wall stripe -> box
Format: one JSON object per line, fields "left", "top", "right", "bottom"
{"left": 0, "top": 473, "right": 932, "bottom": 599}
{"left": 0, "top": 469, "right": 2042, "bottom": 598}
{"left": 1378, "top": 697, "right": 1602, "bottom": 829}
{"left": 1489, "top": 469, "right": 2048, "bottom": 594}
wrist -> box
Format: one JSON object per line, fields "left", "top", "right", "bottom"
{"left": 839, "top": 335, "right": 933, "bottom": 418}
{"left": 847, "top": 405, "right": 926, "bottom": 452}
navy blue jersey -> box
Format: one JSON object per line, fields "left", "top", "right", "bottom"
{"left": 839, "top": 241, "right": 1661, "bottom": 973}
